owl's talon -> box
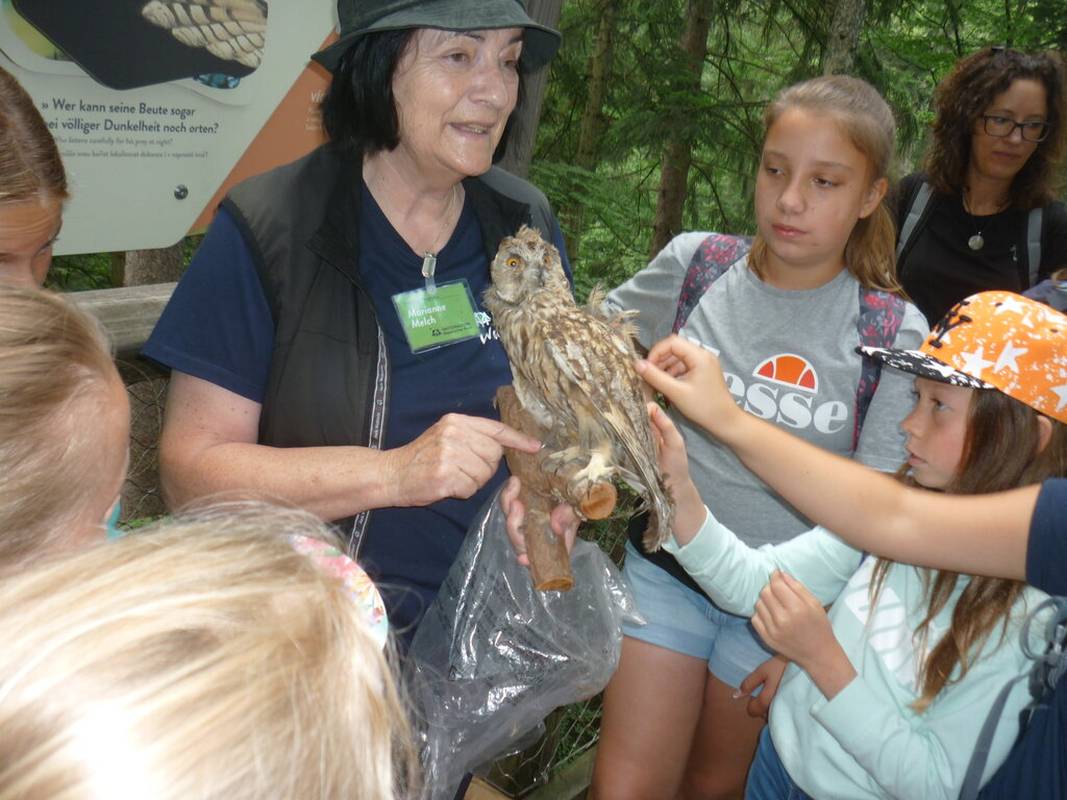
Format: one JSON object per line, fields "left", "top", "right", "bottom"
{"left": 569, "top": 451, "right": 615, "bottom": 486}
{"left": 541, "top": 446, "right": 585, "bottom": 475}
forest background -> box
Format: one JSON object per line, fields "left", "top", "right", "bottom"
{"left": 53, "top": 2, "right": 1067, "bottom": 793}
{"left": 50, "top": 0, "right": 1067, "bottom": 298}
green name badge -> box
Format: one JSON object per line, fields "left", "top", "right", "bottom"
{"left": 392, "top": 279, "right": 481, "bottom": 354}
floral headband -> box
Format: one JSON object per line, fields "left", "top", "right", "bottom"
{"left": 288, "top": 534, "right": 389, "bottom": 650}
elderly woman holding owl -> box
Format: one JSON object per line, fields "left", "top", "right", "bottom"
{"left": 144, "top": 0, "right": 571, "bottom": 639}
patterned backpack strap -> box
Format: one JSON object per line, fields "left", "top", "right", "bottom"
{"left": 853, "top": 287, "right": 906, "bottom": 453}
{"left": 672, "top": 233, "right": 753, "bottom": 333}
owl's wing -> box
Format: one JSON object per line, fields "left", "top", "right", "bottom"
{"left": 141, "top": 0, "right": 267, "bottom": 69}
{"left": 535, "top": 309, "right": 673, "bottom": 545}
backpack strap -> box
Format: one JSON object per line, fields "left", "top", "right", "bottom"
{"left": 958, "top": 596, "right": 1067, "bottom": 800}
{"left": 1023, "top": 596, "right": 1067, "bottom": 712}
{"left": 959, "top": 673, "right": 1028, "bottom": 800}
{"left": 853, "top": 288, "right": 906, "bottom": 453}
{"left": 896, "top": 181, "right": 934, "bottom": 261}
{"left": 672, "top": 234, "right": 753, "bottom": 333}
{"left": 1027, "top": 207, "right": 1043, "bottom": 288}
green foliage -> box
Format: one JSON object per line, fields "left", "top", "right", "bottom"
{"left": 536, "top": 0, "right": 1067, "bottom": 293}
{"left": 47, "top": 251, "right": 114, "bottom": 291}
{"left": 46, "top": 235, "right": 203, "bottom": 291}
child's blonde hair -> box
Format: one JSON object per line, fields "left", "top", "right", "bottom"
{"left": 0, "top": 286, "right": 124, "bottom": 567}
{"left": 0, "top": 65, "right": 66, "bottom": 206}
{"left": 0, "top": 503, "right": 418, "bottom": 799}
{"left": 748, "top": 74, "right": 903, "bottom": 294}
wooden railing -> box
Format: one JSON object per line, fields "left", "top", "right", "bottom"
{"left": 69, "top": 282, "right": 175, "bottom": 359}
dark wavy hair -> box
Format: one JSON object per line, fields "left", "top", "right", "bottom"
{"left": 925, "top": 47, "right": 1067, "bottom": 209}
{"left": 321, "top": 30, "right": 525, "bottom": 161}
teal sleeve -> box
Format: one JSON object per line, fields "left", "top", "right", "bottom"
{"left": 810, "top": 603, "right": 1044, "bottom": 799}
{"left": 663, "top": 507, "right": 863, "bottom": 615}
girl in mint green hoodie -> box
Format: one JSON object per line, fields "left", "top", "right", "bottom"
{"left": 637, "top": 290, "right": 1067, "bottom": 799}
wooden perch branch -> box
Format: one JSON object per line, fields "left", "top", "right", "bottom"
{"left": 496, "top": 386, "right": 618, "bottom": 591}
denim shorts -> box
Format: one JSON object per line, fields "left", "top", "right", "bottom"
{"left": 745, "top": 728, "right": 814, "bottom": 800}
{"left": 621, "top": 541, "right": 774, "bottom": 689}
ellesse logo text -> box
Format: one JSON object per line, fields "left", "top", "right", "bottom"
{"left": 722, "top": 354, "right": 849, "bottom": 433}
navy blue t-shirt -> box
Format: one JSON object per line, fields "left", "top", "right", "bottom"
{"left": 143, "top": 208, "right": 274, "bottom": 402}
{"left": 144, "top": 184, "right": 571, "bottom": 637}
{"left": 977, "top": 478, "right": 1067, "bottom": 799}
{"left": 1027, "top": 479, "right": 1067, "bottom": 596}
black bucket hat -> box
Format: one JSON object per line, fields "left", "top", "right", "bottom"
{"left": 312, "top": 0, "right": 562, "bottom": 73}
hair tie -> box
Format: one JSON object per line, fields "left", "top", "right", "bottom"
{"left": 288, "top": 534, "right": 389, "bottom": 649}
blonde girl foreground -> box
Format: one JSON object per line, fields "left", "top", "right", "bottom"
{"left": 590, "top": 75, "right": 927, "bottom": 799}
{"left": 0, "top": 285, "right": 128, "bottom": 567}
{"left": 0, "top": 504, "right": 416, "bottom": 799}
{"left": 638, "top": 291, "right": 1067, "bottom": 798}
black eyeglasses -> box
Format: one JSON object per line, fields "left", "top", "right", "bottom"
{"left": 981, "top": 114, "right": 1051, "bottom": 142}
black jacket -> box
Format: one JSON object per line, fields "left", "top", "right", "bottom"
{"left": 222, "top": 144, "right": 554, "bottom": 545}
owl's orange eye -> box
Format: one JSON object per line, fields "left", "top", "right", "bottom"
{"left": 506, "top": 257, "right": 521, "bottom": 268}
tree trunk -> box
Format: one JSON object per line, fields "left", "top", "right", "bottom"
{"left": 649, "top": 0, "right": 714, "bottom": 259}
{"left": 498, "top": 0, "right": 564, "bottom": 178}
{"left": 822, "top": 0, "right": 867, "bottom": 74}
{"left": 562, "top": 0, "right": 620, "bottom": 258}
{"left": 124, "top": 242, "right": 186, "bottom": 286}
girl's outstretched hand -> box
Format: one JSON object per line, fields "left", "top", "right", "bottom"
{"left": 646, "top": 402, "right": 706, "bottom": 545}
{"left": 646, "top": 402, "right": 689, "bottom": 485}
{"left": 635, "top": 335, "right": 739, "bottom": 435}
{"left": 752, "top": 571, "right": 856, "bottom": 700}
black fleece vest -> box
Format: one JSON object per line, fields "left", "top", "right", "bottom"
{"left": 222, "top": 144, "right": 553, "bottom": 539}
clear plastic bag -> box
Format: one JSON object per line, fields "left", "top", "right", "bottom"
{"left": 404, "top": 490, "right": 641, "bottom": 800}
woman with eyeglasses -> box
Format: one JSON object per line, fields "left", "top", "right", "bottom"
{"left": 895, "top": 48, "right": 1067, "bottom": 325}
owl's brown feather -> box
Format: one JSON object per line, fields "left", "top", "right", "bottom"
{"left": 484, "top": 226, "right": 674, "bottom": 549}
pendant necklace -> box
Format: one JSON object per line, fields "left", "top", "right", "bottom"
{"left": 421, "top": 186, "right": 460, "bottom": 288}
{"left": 961, "top": 188, "right": 1008, "bottom": 252}
{"left": 961, "top": 189, "right": 986, "bottom": 251}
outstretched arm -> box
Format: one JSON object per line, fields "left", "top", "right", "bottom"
{"left": 162, "top": 372, "right": 542, "bottom": 521}
{"left": 636, "top": 335, "right": 1036, "bottom": 580}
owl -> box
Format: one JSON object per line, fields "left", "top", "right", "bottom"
{"left": 141, "top": 0, "right": 267, "bottom": 69}
{"left": 484, "top": 226, "right": 674, "bottom": 550}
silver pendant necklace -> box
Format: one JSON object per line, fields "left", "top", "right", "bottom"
{"left": 962, "top": 187, "right": 1008, "bottom": 252}
{"left": 421, "top": 186, "right": 460, "bottom": 285}
{"left": 962, "top": 189, "right": 985, "bottom": 251}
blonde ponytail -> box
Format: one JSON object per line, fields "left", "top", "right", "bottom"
{"left": 844, "top": 201, "right": 902, "bottom": 293}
